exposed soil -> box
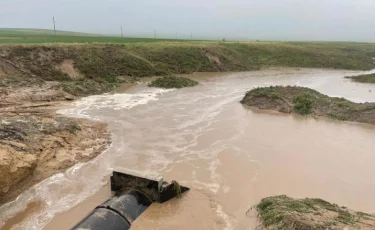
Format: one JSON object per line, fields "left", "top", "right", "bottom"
{"left": 0, "top": 46, "right": 118, "bottom": 205}
{"left": 0, "top": 106, "right": 110, "bottom": 204}
{"left": 0, "top": 65, "right": 106, "bottom": 205}
{"left": 256, "top": 195, "right": 375, "bottom": 230}
{"left": 241, "top": 86, "right": 375, "bottom": 125}
{"left": 206, "top": 52, "right": 222, "bottom": 66}
{"left": 57, "top": 59, "right": 82, "bottom": 79}
{"left": 0, "top": 58, "right": 20, "bottom": 78}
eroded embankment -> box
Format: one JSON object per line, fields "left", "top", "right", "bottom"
{"left": 241, "top": 86, "right": 375, "bottom": 125}
{"left": 0, "top": 106, "right": 110, "bottom": 204}
{"left": 1, "top": 42, "right": 374, "bottom": 99}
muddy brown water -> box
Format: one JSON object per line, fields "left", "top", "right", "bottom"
{"left": 1, "top": 68, "right": 375, "bottom": 230}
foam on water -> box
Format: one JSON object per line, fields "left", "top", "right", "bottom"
{"left": 59, "top": 88, "right": 174, "bottom": 119}
{"left": 215, "top": 203, "right": 235, "bottom": 230}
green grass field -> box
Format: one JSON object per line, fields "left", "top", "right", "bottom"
{"left": 0, "top": 28, "right": 207, "bottom": 44}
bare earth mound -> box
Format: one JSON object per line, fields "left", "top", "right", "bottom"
{"left": 241, "top": 86, "right": 375, "bottom": 125}
{"left": 0, "top": 110, "right": 110, "bottom": 204}
{"left": 257, "top": 195, "right": 375, "bottom": 230}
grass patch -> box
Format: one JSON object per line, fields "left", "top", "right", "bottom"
{"left": 256, "top": 195, "right": 375, "bottom": 230}
{"left": 346, "top": 73, "right": 375, "bottom": 84}
{"left": 241, "top": 86, "right": 375, "bottom": 125}
{"left": 171, "top": 180, "right": 182, "bottom": 198}
{"left": 257, "top": 196, "right": 336, "bottom": 229}
{"left": 148, "top": 76, "right": 198, "bottom": 89}
{"left": 337, "top": 210, "right": 355, "bottom": 225}
{"left": 293, "top": 93, "right": 313, "bottom": 115}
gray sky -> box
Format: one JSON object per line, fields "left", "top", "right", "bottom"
{"left": 1, "top": 0, "right": 375, "bottom": 41}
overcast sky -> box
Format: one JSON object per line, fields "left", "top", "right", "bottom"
{"left": 1, "top": 0, "right": 375, "bottom": 41}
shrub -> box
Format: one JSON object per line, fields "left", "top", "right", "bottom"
{"left": 148, "top": 76, "right": 198, "bottom": 89}
{"left": 293, "top": 93, "right": 313, "bottom": 115}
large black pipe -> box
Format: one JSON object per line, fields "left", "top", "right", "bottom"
{"left": 71, "top": 190, "right": 152, "bottom": 230}
{"left": 72, "top": 171, "right": 190, "bottom": 229}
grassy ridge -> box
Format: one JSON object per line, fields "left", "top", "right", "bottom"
{"left": 0, "top": 28, "right": 207, "bottom": 44}
{"left": 3, "top": 43, "right": 374, "bottom": 78}
{"left": 0, "top": 28, "right": 98, "bottom": 36}
{"left": 0, "top": 35, "right": 199, "bottom": 44}
{"left": 1, "top": 42, "right": 374, "bottom": 96}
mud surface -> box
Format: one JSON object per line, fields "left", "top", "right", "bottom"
{"left": 1, "top": 68, "right": 375, "bottom": 230}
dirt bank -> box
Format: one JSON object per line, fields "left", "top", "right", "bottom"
{"left": 0, "top": 103, "right": 110, "bottom": 204}
{"left": 257, "top": 195, "right": 375, "bottom": 229}
{"left": 0, "top": 46, "right": 115, "bottom": 204}
{"left": 1, "top": 43, "right": 374, "bottom": 98}
{"left": 241, "top": 86, "right": 375, "bottom": 125}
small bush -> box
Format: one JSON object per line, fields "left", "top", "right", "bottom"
{"left": 148, "top": 76, "right": 198, "bottom": 89}
{"left": 293, "top": 93, "right": 313, "bottom": 115}
{"left": 67, "top": 122, "right": 81, "bottom": 134}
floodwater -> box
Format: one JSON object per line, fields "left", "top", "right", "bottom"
{"left": 1, "top": 68, "right": 375, "bottom": 230}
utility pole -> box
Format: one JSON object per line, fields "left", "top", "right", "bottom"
{"left": 154, "top": 29, "right": 156, "bottom": 39}
{"left": 190, "top": 32, "right": 192, "bottom": 40}
{"left": 121, "top": 25, "right": 123, "bottom": 38}
{"left": 53, "top": 17, "right": 56, "bottom": 37}
{"left": 176, "top": 32, "right": 177, "bottom": 40}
